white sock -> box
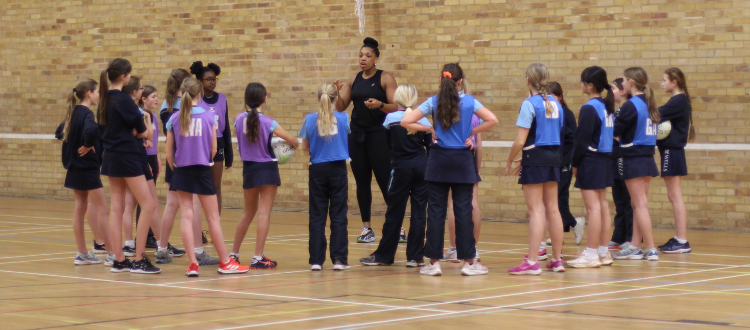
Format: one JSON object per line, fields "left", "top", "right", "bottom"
{"left": 157, "top": 247, "right": 167, "bottom": 252}
{"left": 598, "top": 246, "right": 608, "bottom": 256}
{"left": 230, "top": 252, "right": 239, "bottom": 257}
{"left": 449, "top": 246, "right": 456, "bottom": 251}
{"left": 584, "top": 248, "right": 598, "bottom": 258}
{"left": 674, "top": 236, "right": 687, "bottom": 244}
{"left": 539, "top": 241, "right": 546, "bottom": 252}
{"left": 156, "top": 240, "right": 161, "bottom": 247}
{"left": 526, "top": 260, "right": 537, "bottom": 266}
{"left": 253, "top": 255, "right": 263, "bottom": 261}
{"left": 125, "top": 240, "right": 135, "bottom": 248}
{"left": 194, "top": 247, "right": 204, "bottom": 254}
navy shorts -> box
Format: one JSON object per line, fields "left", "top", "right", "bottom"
{"left": 164, "top": 165, "right": 173, "bottom": 184}
{"left": 473, "top": 150, "right": 481, "bottom": 182}
{"left": 147, "top": 155, "right": 160, "bottom": 182}
{"left": 575, "top": 154, "right": 614, "bottom": 190}
{"left": 243, "top": 161, "right": 281, "bottom": 189}
{"left": 620, "top": 155, "right": 659, "bottom": 180}
{"left": 65, "top": 168, "right": 103, "bottom": 191}
{"left": 100, "top": 150, "right": 145, "bottom": 178}
{"left": 659, "top": 147, "right": 688, "bottom": 177}
{"left": 141, "top": 155, "right": 154, "bottom": 182}
{"left": 518, "top": 166, "right": 560, "bottom": 185}
{"left": 169, "top": 165, "right": 216, "bottom": 195}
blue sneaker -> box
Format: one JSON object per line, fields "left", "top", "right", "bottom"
{"left": 357, "top": 227, "right": 376, "bottom": 243}
{"left": 645, "top": 248, "right": 659, "bottom": 261}
{"left": 167, "top": 243, "right": 186, "bottom": 257}
{"left": 660, "top": 239, "right": 691, "bottom": 254}
{"left": 104, "top": 254, "right": 116, "bottom": 267}
{"left": 74, "top": 252, "right": 102, "bottom": 265}
{"left": 658, "top": 238, "right": 676, "bottom": 250}
{"left": 613, "top": 247, "right": 644, "bottom": 260}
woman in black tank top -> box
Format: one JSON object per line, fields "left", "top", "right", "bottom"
{"left": 334, "top": 37, "right": 399, "bottom": 243}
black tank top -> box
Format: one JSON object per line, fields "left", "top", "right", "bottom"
{"left": 350, "top": 70, "right": 388, "bottom": 131}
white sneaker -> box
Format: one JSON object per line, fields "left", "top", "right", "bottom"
{"left": 440, "top": 247, "right": 459, "bottom": 263}
{"left": 420, "top": 262, "right": 442, "bottom": 276}
{"left": 574, "top": 217, "right": 586, "bottom": 245}
{"left": 311, "top": 264, "right": 322, "bottom": 271}
{"left": 566, "top": 253, "right": 602, "bottom": 268}
{"left": 461, "top": 261, "right": 489, "bottom": 276}
{"left": 332, "top": 260, "right": 350, "bottom": 271}
{"left": 546, "top": 238, "right": 552, "bottom": 245}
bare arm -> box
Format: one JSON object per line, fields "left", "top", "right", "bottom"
{"left": 334, "top": 74, "right": 356, "bottom": 112}
{"left": 364, "top": 71, "right": 399, "bottom": 114}
{"left": 302, "top": 139, "right": 310, "bottom": 152}
{"left": 505, "top": 127, "right": 529, "bottom": 176}
{"left": 166, "top": 131, "right": 175, "bottom": 170}
{"left": 471, "top": 107, "right": 498, "bottom": 135}
{"left": 211, "top": 124, "right": 217, "bottom": 160}
{"left": 273, "top": 125, "right": 300, "bottom": 149}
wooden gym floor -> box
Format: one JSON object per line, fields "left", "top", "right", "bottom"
{"left": 0, "top": 196, "right": 749, "bottom": 330}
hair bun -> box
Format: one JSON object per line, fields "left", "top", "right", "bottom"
{"left": 206, "top": 62, "right": 221, "bottom": 76}
{"left": 189, "top": 61, "right": 204, "bottom": 75}
{"left": 363, "top": 37, "right": 378, "bottom": 48}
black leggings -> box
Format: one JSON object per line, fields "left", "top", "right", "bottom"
{"left": 349, "top": 129, "right": 392, "bottom": 223}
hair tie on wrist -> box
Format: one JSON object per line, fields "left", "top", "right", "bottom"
{"left": 442, "top": 71, "right": 452, "bottom": 79}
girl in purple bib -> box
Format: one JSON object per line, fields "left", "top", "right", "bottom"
{"left": 166, "top": 78, "right": 250, "bottom": 277}
{"left": 230, "top": 83, "right": 299, "bottom": 269}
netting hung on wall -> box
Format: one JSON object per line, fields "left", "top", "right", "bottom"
{"left": 355, "top": 0, "right": 365, "bottom": 36}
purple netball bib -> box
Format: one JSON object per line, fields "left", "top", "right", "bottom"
{"left": 235, "top": 112, "right": 276, "bottom": 162}
{"left": 198, "top": 93, "right": 227, "bottom": 138}
{"left": 146, "top": 112, "right": 159, "bottom": 155}
{"left": 171, "top": 108, "right": 215, "bottom": 167}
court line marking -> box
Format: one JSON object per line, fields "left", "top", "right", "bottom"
{"left": 5, "top": 134, "right": 750, "bottom": 150}
{"left": 0, "top": 252, "right": 75, "bottom": 260}
{"left": 299, "top": 269, "right": 750, "bottom": 330}
{"left": 0, "top": 257, "right": 72, "bottom": 265}
{"left": 0, "top": 263, "right": 743, "bottom": 327}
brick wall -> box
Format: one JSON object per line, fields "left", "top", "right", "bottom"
{"left": 1, "top": 0, "right": 749, "bottom": 231}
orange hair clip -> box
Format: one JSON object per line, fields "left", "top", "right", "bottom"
{"left": 442, "top": 71, "right": 452, "bottom": 79}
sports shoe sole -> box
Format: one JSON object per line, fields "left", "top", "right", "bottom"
{"left": 361, "top": 261, "right": 389, "bottom": 266}
{"left": 566, "top": 262, "right": 601, "bottom": 268}
{"left": 130, "top": 269, "right": 162, "bottom": 274}
{"left": 600, "top": 260, "right": 614, "bottom": 266}
{"left": 218, "top": 269, "right": 250, "bottom": 274}
{"left": 123, "top": 252, "right": 136, "bottom": 257}
{"left": 509, "top": 270, "right": 542, "bottom": 275}
{"left": 357, "top": 240, "right": 376, "bottom": 243}
{"left": 110, "top": 267, "right": 131, "bottom": 273}
{"left": 420, "top": 271, "right": 442, "bottom": 276}
{"left": 461, "top": 269, "right": 489, "bottom": 276}
{"left": 406, "top": 263, "right": 425, "bottom": 267}
{"left": 74, "top": 260, "right": 102, "bottom": 265}
{"left": 311, "top": 265, "right": 322, "bottom": 271}
{"left": 661, "top": 249, "right": 691, "bottom": 254}
{"left": 156, "top": 258, "right": 173, "bottom": 264}
{"left": 548, "top": 266, "right": 566, "bottom": 272}
{"left": 332, "top": 265, "right": 351, "bottom": 271}
{"left": 251, "top": 265, "right": 278, "bottom": 269}
{"left": 186, "top": 271, "right": 199, "bottom": 277}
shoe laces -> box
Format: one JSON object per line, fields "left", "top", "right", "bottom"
{"left": 140, "top": 254, "right": 155, "bottom": 267}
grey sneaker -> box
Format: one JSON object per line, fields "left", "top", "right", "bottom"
{"left": 406, "top": 260, "right": 425, "bottom": 267}
{"left": 441, "top": 247, "right": 458, "bottom": 263}
{"left": 195, "top": 251, "right": 220, "bottom": 265}
{"left": 104, "top": 254, "right": 116, "bottom": 267}
{"left": 74, "top": 252, "right": 102, "bottom": 265}
{"left": 155, "top": 249, "right": 173, "bottom": 264}
{"left": 360, "top": 255, "right": 389, "bottom": 266}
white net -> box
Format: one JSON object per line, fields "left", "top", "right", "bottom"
{"left": 355, "top": 0, "right": 365, "bottom": 36}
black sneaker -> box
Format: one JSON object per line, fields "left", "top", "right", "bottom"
{"left": 110, "top": 258, "right": 133, "bottom": 273}
{"left": 93, "top": 241, "right": 107, "bottom": 255}
{"left": 123, "top": 246, "right": 136, "bottom": 257}
{"left": 167, "top": 243, "right": 186, "bottom": 257}
{"left": 202, "top": 230, "right": 209, "bottom": 244}
{"left": 146, "top": 236, "right": 158, "bottom": 249}
{"left": 251, "top": 255, "right": 278, "bottom": 269}
{"left": 332, "top": 259, "right": 351, "bottom": 271}
{"left": 130, "top": 254, "right": 161, "bottom": 274}
{"left": 658, "top": 238, "right": 676, "bottom": 250}
{"left": 660, "top": 239, "right": 692, "bottom": 254}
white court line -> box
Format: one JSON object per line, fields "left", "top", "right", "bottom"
{"left": 0, "top": 257, "right": 71, "bottom": 265}
{"left": 689, "top": 253, "right": 750, "bottom": 259}
{"left": 0, "top": 263, "right": 744, "bottom": 327}
{"left": 0, "top": 252, "right": 75, "bottom": 260}
{"left": 283, "top": 269, "right": 750, "bottom": 330}
{"left": 5, "top": 134, "right": 750, "bottom": 151}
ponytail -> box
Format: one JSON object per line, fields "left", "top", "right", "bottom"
{"left": 96, "top": 58, "right": 132, "bottom": 126}
{"left": 395, "top": 84, "right": 419, "bottom": 135}
{"left": 581, "top": 66, "right": 615, "bottom": 115}
{"left": 178, "top": 78, "right": 203, "bottom": 136}
{"left": 63, "top": 79, "right": 99, "bottom": 142}
{"left": 243, "top": 83, "right": 267, "bottom": 142}
{"left": 437, "top": 63, "right": 463, "bottom": 129}
{"left": 644, "top": 85, "right": 659, "bottom": 123}
{"left": 316, "top": 83, "right": 338, "bottom": 139}
{"left": 525, "top": 63, "right": 552, "bottom": 115}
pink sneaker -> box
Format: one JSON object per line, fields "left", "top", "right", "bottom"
{"left": 461, "top": 261, "right": 488, "bottom": 276}
{"left": 523, "top": 250, "right": 548, "bottom": 261}
{"left": 545, "top": 259, "right": 565, "bottom": 272}
{"left": 420, "top": 261, "right": 442, "bottom": 276}
{"left": 508, "top": 260, "right": 542, "bottom": 275}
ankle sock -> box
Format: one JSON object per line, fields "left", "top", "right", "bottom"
{"left": 539, "top": 241, "right": 547, "bottom": 252}
{"left": 674, "top": 236, "right": 687, "bottom": 244}
{"left": 194, "top": 247, "right": 204, "bottom": 254}
{"left": 156, "top": 240, "right": 161, "bottom": 247}
{"left": 597, "top": 246, "right": 608, "bottom": 256}
{"left": 157, "top": 247, "right": 167, "bottom": 252}
{"left": 584, "top": 248, "right": 598, "bottom": 258}
{"left": 125, "top": 240, "right": 135, "bottom": 248}
{"left": 253, "top": 255, "right": 263, "bottom": 261}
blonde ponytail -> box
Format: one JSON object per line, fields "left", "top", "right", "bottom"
{"left": 525, "top": 63, "right": 553, "bottom": 115}
{"left": 316, "top": 83, "right": 338, "bottom": 139}
{"left": 624, "top": 67, "right": 659, "bottom": 123}
{"left": 395, "top": 84, "right": 419, "bottom": 135}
